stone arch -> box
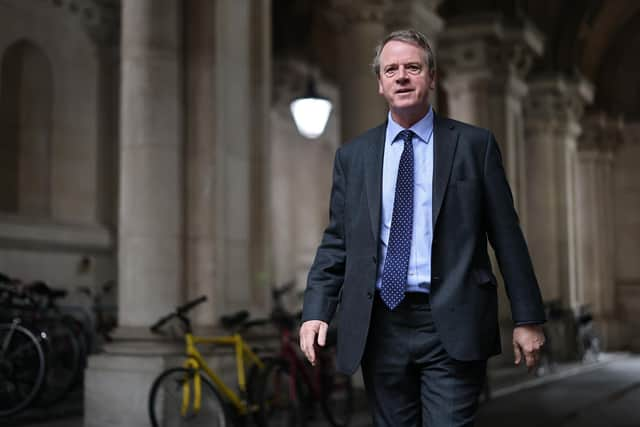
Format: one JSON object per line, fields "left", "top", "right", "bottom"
{"left": 0, "top": 0, "right": 106, "bottom": 225}
{"left": 0, "top": 39, "right": 53, "bottom": 216}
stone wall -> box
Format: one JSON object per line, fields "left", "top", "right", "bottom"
{"left": 0, "top": 0, "right": 115, "bottom": 292}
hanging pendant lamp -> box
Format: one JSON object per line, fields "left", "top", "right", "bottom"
{"left": 290, "top": 78, "right": 332, "bottom": 139}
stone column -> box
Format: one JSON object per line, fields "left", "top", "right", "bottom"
{"left": 328, "top": 0, "right": 387, "bottom": 141}
{"left": 118, "top": 0, "right": 184, "bottom": 332}
{"left": 85, "top": 2, "right": 184, "bottom": 426}
{"left": 183, "top": 0, "right": 272, "bottom": 323}
{"left": 575, "top": 112, "right": 623, "bottom": 348}
{"left": 183, "top": 0, "right": 217, "bottom": 325}
{"left": 439, "top": 15, "right": 544, "bottom": 220}
{"left": 211, "top": 0, "right": 272, "bottom": 315}
{"left": 616, "top": 122, "right": 640, "bottom": 351}
{"left": 524, "top": 76, "right": 593, "bottom": 308}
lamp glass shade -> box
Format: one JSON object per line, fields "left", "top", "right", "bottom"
{"left": 290, "top": 96, "right": 332, "bottom": 139}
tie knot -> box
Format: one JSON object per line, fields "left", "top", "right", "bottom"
{"left": 397, "top": 129, "right": 414, "bottom": 144}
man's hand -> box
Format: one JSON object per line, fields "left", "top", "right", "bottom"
{"left": 513, "top": 324, "right": 545, "bottom": 371}
{"left": 299, "top": 320, "right": 329, "bottom": 366}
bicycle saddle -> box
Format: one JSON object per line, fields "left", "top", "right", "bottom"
{"left": 28, "top": 281, "right": 68, "bottom": 299}
{"left": 220, "top": 310, "right": 250, "bottom": 330}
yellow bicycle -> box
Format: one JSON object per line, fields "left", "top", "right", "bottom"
{"left": 148, "top": 296, "right": 267, "bottom": 427}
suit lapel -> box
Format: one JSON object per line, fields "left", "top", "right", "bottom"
{"left": 432, "top": 113, "right": 459, "bottom": 229}
{"left": 364, "top": 123, "right": 387, "bottom": 242}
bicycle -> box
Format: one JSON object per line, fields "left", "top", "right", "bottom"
{"left": 255, "top": 283, "right": 354, "bottom": 427}
{"left": 0, "top": 278, "right": 84, "bottom": 407}
{"left": 575, "top": 304, "right": 600, "bottom": 363}
{"left": 76, "top": 279, "right": 118, "bottom": 350}
{"left": 0, "top": 283, "right": 47, "bottom": 417}
{"left": 148, "top": 295, "right": 267, "bottom": 427}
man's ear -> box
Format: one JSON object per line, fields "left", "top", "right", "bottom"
{"left": 429, "top": 70, "right": 436, "bottom": 90}
{"left": 377, "top": 77, "right": 384, "bottom": 95}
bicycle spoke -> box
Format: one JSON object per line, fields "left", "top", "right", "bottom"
{"left": 149, "top": 367, "right": 229, "bottom": 427}
{"left": 256, "top": 359, "right": 305, "bottom": 427}
{"left": 0, "top": 324, "right": 46, "bottom": 416}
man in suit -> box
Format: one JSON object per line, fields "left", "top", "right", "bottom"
{"left": 299, "top": 29, "right": 546, "bottom": 426}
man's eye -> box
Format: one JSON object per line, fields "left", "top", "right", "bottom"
{"left": 407, "top": 65, "right": 422, "bottom": 74}
{"left": 384, "top": 68, "right": 396, "bottom": 77}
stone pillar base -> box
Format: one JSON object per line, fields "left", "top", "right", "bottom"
{"left": 85, "top": 335, "right": 251, "bottom": 427}
{"left": 596, "top": 316, "right": 628, "bottom": 351}
{"left": 85, "top": 353, "right": 163, "bottom": 427}
{"left": 84, "top": 339, "right": 186, "bottom": 427}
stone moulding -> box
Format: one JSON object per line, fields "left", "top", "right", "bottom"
{"left": 0, "top": 216, "right": 113, "bottom": 252}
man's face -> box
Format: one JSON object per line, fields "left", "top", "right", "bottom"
{"left": 377, "top": 40, "right": 435, "bottom": 118}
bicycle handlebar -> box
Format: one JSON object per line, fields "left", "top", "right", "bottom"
{"left": 177, "top": 295, "right": 207, "bottom": 315}
{"left": 271, "top": 280, "right": 295, "bottom": 302}
{"left": 150, "top": 312, "right": 176, "bottom": 333}
{"left": 241, "top": 317, "right": 272, "bottom": 329}
{"left": 150, "top": 295, "right": 208, "bottom": 334}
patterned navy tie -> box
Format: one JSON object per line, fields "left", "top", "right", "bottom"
{"left": 380, "top": 129, "right": 415, "bottom": 310}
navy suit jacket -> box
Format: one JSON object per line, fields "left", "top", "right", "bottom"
{"left": 302, "top": 113, "right": 546, "bottom": 375}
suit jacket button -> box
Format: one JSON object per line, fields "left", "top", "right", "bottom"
{"left": 367, "top": 291, "right": 373, "bottom": 300}
{"left": 372, "top": 255, "right": 377, "bottom": 264}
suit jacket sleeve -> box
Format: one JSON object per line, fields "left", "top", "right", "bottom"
{"left": 483, "top": 132, "right": 546, "bottom": 324}
{"left": 302, "top": 148, "right": 347, "bottom": 324}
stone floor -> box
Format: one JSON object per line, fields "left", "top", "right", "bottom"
{"left": 476, "top": 354, "right": 640, "bottom": 427}
{"left": 6, "top": 353, "right": 637, "bottom": 427}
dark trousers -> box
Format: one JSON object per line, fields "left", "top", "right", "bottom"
{"left": 361, "top": 293, "right": 487, "bottom": 427}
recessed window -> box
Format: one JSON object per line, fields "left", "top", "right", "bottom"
{"left": 0, "top": 40, "right": 53, "bottom": 217}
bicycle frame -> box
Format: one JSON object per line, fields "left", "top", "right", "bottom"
{"left": 180, "top": 332, "right": 265, "bottom": 416}
{"left": 279, "top": 327, "right": 324, "bottom": 399}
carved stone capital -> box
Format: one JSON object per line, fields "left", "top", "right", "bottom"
{"left": 384, "top": 0, "right": 444, "bottom": 38}
{"left": 49, "top": 0, "right": 120, "bottom": 46}
{"left": 578, "top": 112, "right": 624, "bottom": 154}
{"left": 438, "top": 14, "right": 543, "bottom": 81}
{"left": 326, "top": 0, "right": 386, "bottom": 30}
{"left": 623, "top": 122, "right": 640, "bottom": 146}
{"left": 524, "top": 75, "right": 594, "bottom": 138}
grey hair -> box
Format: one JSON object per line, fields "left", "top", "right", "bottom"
{"left": 371, "top": 29, "right": 436, "bottom": 76}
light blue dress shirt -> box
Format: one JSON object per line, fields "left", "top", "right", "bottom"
{"left": 376, "top": 107, "right": 434, "bottom": 294}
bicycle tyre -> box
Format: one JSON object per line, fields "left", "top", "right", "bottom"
{"left": 246, "top": 356, "right": 270, "bottom": 415}
{"left": 61, "top": 314, "right": 90, "bottom": 374}
{"left": 255, "top": 358, "right": 305, "bottom": 427}
{"left": 319, "top": 355, "right": 353, "bottom": 427}
{"left": 36, "top": 317, "right": 83, "bottom": 407}
{"left": 149, "top": 367, "right": 230, "bottom": 427}
{"left": 0, "top": 322, "right": 46, "bottom": 417}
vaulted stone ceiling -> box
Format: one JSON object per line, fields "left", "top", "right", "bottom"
{"left": 439, "top": 0, "right": 640, "bottom": 119}
{"left": 592, "top": 10, "right": 640, "bottom": 120}
{"left": 272, "top": 0, "right": 640, "bottom": 119}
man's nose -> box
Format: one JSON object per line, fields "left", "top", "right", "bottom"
{"left": 395, "top": 67, "right": 409, "bottom": 82}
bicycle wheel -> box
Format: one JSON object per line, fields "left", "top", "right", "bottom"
{"left": 36, "top": 317, "right": 83, "bottom": 406}
{"left": 61, "top": 314, "right": 90, "bottom": 373}
{"left": 246, "top": 357, "right": 268, "bottom": 411}
{"left": 0, "top": 322, "right": 46, "bottom": 417}
{"left": 255, "top": 358, "right": 305, "bottom": 427}
{"left": 149, "top": 367, "right": 230, "bottom": 427}
{"left": 319, "top": 354, "right": 353, "bottom": 427}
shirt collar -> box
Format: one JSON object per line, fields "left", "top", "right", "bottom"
{"left": 386, "top": 105, "right": 434, "bottom": 145}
